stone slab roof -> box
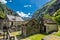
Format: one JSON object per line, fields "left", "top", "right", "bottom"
{"left": 7, "top": 15, "right": 24, "bottom": 21}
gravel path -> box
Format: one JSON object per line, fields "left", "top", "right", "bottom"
{"left": 43, "top": 35, "right": 60, "bottom": 40}
{"left": 20, "top": 38, "right": 31, "bottom": 40}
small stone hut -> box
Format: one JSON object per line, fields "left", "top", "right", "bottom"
{"left": 1, "top": 15, "right": 24, "bottom": 32}
{"left": 21, "top": 19, "right": 40, "bottom": 37}
{"left": 43, "top": 19, "right": 58, "bottom": 34}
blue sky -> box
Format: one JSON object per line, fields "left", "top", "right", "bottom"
{"left": 0, "top": 0, "right": 51, "bottom": 17}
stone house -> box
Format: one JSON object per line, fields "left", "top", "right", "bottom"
{"left": 43, "top": 19, "right": 58, "bottom": 34}
{"left": 21, "top": 19, "right": 58, "bottom": 37}
{"left": 1, "top": 15, "right": 24, "bottom": 32}
{"left": 21, "top": 19, "right": 40, "bottom": 37}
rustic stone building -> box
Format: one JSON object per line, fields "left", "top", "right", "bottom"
{"left": 0, "top": 15, "right": 24, "bottom": 32}
{"left": 21, "top": 19, "right": 58, "bottom": 37}
{"left": 21, "top": 19, "right": 40, "bottom": 37}
{"left": 43, "top": 19, "right": 58, "bottom": 34}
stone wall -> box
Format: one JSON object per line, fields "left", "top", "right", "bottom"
{"left": 46, "top": 23, "right": 58, "bottom": 33}
{"left": 24, "top": 19, "right": 40, "bottom": 36}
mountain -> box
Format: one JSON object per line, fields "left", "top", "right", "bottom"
{"left": 32, "top": 0, "right": 60, "bottom": 19}
{"left": 0, "top": 2, "right": 18, "bottom": 19}
{"left": 22, "top": 17, "right": 31, "bottom": 21}
{"left": 0, "top": 2, "right": 31, "bottom": 21}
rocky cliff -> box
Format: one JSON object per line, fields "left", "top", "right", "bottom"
{"left": 0, "top": 2, "right": 18, "bottom": 19}
{"left": 33, "top": 0, "right": 60, "bottom": 19}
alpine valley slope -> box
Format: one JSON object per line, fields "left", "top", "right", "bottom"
{"left": 0, "top": 2, "right": 18, "bottom": 19}
{"left": 32, "top": 0, "right": 60, "bottom": 19}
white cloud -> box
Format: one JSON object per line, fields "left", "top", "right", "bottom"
{"left": 28, "top": 13, "right": 30, "bottom": 15}
{"left": 16, "top": 11, "right": 30, "bottom": 17}
{"left": 24, "top": 5, "right": 32, "bottom": 8}
{"left": 9, "top": 0, "right": 12, "bottom": 2}
{"left": 0, "top": 0, "right": 7, "bottom": 4}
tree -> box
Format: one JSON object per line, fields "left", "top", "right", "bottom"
{"left": 53, "top": 9, "right": 60, "bottom": 24}
{"left": 0, "top": 8, "right": 5, "bottom": 19}
{"left": 43, "top": 14, "right": 52, "bottom": 19}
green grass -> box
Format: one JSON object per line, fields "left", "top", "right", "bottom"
{"left": 16, "top": 34, "right": 46, "bottom": 40}
{"left": 54, "top": 31, "right": 60, "bottom": 36}
{"left": 27, "top": 34, "right": 46, "bottom": 40}
{"left": 16, "top": 34, "right": 47, "bottom": 40}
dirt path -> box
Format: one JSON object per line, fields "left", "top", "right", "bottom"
{"left": 20, "top": 38, "right": 31, "bottom": 40}
{"left": 43, "top": 35, "right": 60, "bottom": 40}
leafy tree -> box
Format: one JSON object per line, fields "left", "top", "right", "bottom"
{"left": 53, "top": 9, "right": 60, "bottom": 24}
{"left": 43, "top": 14, "right": 52, "bottom": 19}
{"left": 43, "top": 9, "right": 60, "bottom": 25}
{"left": 53, "top": 9, "right": 60, "bottom": 16}
{"left": 0, "top": 8, "right": 5, "bottom": 19}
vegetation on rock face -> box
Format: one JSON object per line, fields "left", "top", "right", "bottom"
{"left": 0, "top": 3, "right": 6, "bottom": 19}
{"left": 0, "top": 3, "right": 18, "bottom": 19}
{"left": 33, "top": 0, "right": 57, "bottom": 18}
{"left": 33, "top": 0, "right": 60, "bottom": 21}
{"left": 52, "top": 9, "right": 60, "bottom": 24}
{"left": 0, "top": 6, "right": 5, "bottom": 19}
{"left": 0, "top": 11, "right": 5, "bottom": 19}
{"left": 43, "top": 9, "right": 60, "bottom": 25}
{"left": 43, "top": 14, "right": 52, "bottom": 19}
{"left": 32, "top": 0, "right": 60, "bottom": 25}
